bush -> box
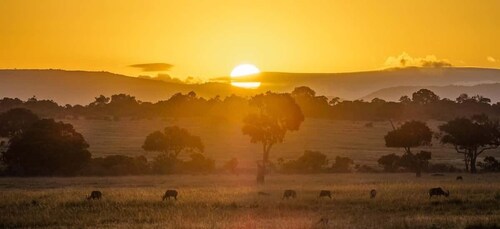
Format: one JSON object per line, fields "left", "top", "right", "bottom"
{"left": 280, "top": 150, "right": 328, "bottom": 173}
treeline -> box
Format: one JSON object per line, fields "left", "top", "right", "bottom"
{"left": 1, "top": 87, "right": 500, "bottom": 121}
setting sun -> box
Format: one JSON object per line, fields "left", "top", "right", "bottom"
{"left": 230, "top": 64, "right": 261, "bottom": 89}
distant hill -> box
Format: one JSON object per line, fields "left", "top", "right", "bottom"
{"left": 361, "top": 83, "right": 500, "bottom": 102}
{"left": 1, "top": 67, "right": 500, "bottom": 105}
{"left": 250, "top": 67, "right": 500, "bottom": 99}
{"left": 0, "top": 69, "right": 254, "bottom": 105}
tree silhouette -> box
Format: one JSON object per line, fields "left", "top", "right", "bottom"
{"left": 142, "top": 126, "right": 203, "bottom": 159}
{"left": 2, "top": 119, "right": 90, "bottom": 176}
{"left": 242, "top": 92, "right": 304, "bottom": 183}
{"left": 0, "top": 108, "right": 39, "bottom": 138}
{"left": 377, "top": 153, "right": 401, "bottom": 172}
{"left": 412, "top": 89, "right": 440, "bottom": 105}
{"left": 384, "top": 121, "right": 433, "bottom": 177}
{"left": 439, "top": 114, "right": 500, "bottom": 173}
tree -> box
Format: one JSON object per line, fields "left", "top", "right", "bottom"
{"left": 242, "top": 92, "right": 304, "bottom": 183}
{"left": 0, "top": 108, "right": 39, "bottom": 138}
{"left": 439, "top": 114, "right": 500, "bottom": 173}
{"left": 384, "top": 121, "right": 433, "bottom": 177}
{"left": 142, "top": 126, "right": 203, "bottom": 159}
{"left": 398, "top": 150, "right": 432, "bottom": 176}
{"left": 331, "top": 156, "right": 354, "bottom": 172}
{"left": 477, "top": 156, "right": 500, "bottom": 172}
{"left": 412, "top": 89, "right": 440, "bottom": 105}
{"left": 281, "top": 150, "right": 328, "bottom": 173}
{"left": 2, "top": 119, "right": 90, "bottom": 176}
{"left": 377, "top": 153, "right": 401, "bottom": 172}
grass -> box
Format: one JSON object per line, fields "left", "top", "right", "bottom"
{"left": 1, "top": 173, "right": 500, "bottom": 228}
{"left": 65, "top": 118, "right": 483, "bottom": 169}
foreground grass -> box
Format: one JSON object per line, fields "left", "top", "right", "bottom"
{"left": 1, "top": 174, "right": 500, "bottom": 228}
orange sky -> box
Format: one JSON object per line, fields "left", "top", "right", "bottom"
{"left": 0, "top": 0, "right": 499, "bottom": 80}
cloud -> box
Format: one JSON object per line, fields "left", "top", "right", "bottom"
{"left": 130, "top": 63, "right": 173, "bottom": 72}
{"left": 385, "top": 52, "right": 452, "bottom": 68}
{"left": 487, "top": 56, "right": 496, "bottom": 63}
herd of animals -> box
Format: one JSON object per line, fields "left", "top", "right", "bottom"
{"left": 83, "top": 176, "right": 463, "bottom": 201}
{"left": 83, "top": 187, "right": 450, "bottom": 201}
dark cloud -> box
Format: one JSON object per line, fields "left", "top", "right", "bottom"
{"left": 130, "top": 63, "right": 173, "bottom": 72}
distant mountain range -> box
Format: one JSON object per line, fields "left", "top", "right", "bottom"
{"left": 1, "top": 67, "right": 500, "bottom": 104}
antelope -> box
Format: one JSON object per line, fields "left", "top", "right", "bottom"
{"left": 282, "top": 190, "right": 297, "bottom": 199}
{"left": 370, "top": 189, "right": 377, "bottom": 199}
{"left": 319, "top": 190, "right": 332, "bottom": 199}
{"left": 162, "top": 190, "right": 178, "bottom": 200}
{"left": 87, "top": 191, "right": 102, "bottom": 200}
{"left": 429, "top": 187, "right": 449, "bottom": 198}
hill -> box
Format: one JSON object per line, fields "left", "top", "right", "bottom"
{"left": 1, "top": 67, "right": 500, "bottom": 104}
{"left": 0, "top": 69, "right": 253, "bottom": 105}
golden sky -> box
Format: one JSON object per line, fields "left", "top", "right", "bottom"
{"left": 1, "top": 0, "right": 499, "bottom": 80}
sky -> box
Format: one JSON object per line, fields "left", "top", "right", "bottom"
{"left": 0, "top": 0, "right": 499, "bottom": 81}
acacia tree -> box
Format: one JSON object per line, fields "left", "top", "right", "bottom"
{"left": 242, "top": 92, "right": 304, "bottom": 183}
{"left": 439, "top": 114, "right": 500, "bottom": 173}
{"left": 384, "top": 121, "right": 433, "bottom": 177}
{"left": 142, "top": 126, "right": 204, "bottom": 159}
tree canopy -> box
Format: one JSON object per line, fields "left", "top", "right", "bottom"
{"left": 2, "top": 119, "right": 90, "bottom": 176}
{"left": 142, "top": 126, "right": 204, "bottom": 159}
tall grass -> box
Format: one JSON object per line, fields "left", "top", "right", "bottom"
{"left": 1, "top": 174, "right": 499, "bottom": 228}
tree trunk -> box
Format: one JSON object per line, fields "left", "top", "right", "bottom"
{"left": 257, "top": 146, "right": 270, "bottom": 184}
{"left": 464, "top": 153, "right": 469, "bottom": 172}
{"left": 470, "top": 155, "right": 477, "bottom": 174}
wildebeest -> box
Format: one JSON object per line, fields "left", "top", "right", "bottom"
{"left": 282, "top": 190, "right": 297, "bottom": 199}
{"left": 370, "top": 189, "right": 377, "bottom": 199}
{"left": 456, "top": 176, "right": 463, "bottom": 181}
{"left": 87, "top": 191, "right": 102, "bottom": 200}
{"left": 429, "top": 187, "right": 449, "bottom": 198}
{"left": 319, "top": 190, "right": 332, "bottom": 199}
{"left": 258, "top": 191, "right": 271, "bottom": 196}
{"left": 162, "top": 190, "right": 178, "bottom": 200}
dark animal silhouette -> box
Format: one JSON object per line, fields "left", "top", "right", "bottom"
{"left": 370, "top": 189, "right": 377, "bottom": 199}
{"left": 456, "top": 176, "right": 463, "bottom": 181}
{"left": 429, "top": 187, "right": 449, "bottom": 198}
{"left": 319, "top": 190, "right": 332, "bottom": 199}
{"left": 258, "top": 191, "right": 270, "bottom": 196}
{"left": 282, "top": 190, "right": 297, "bottom": 199}
{"left": 162, "top": 190, "right": 178, "bottom": 200}
{"left": 31, "top": 200, "right": 39, "bottom": 206}
{"left": 87, "top": 191, "right": 102, "bottom": 200}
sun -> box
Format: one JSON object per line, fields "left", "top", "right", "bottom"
{"left": 230, "top": 64, "right": 261, "bottom": 89}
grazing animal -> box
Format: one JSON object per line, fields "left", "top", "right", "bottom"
{"left": 429, "top": 187, "right": 449, "bottom": 198}
{"left": 282, "top": 190, "right": 297, "bottom": 199}
{"left": 162, "top": 190, "right": 178, "bottom": 200}
{"left": 31, "top": 200, "right": 39, "bottom": 206}
{"left": 258, "top": 191, "right": 271, "bottom": 196}
{"left": 370, "top": 189, "right": 377, "bottom": 199}
{"left": 319, "top": 190, "right": 332, "bottom": 199}
{"left": 456, "top": 176, "right": 463, "bottom": 181}
{"left": 87, "top": 191, "right": 102, "bottom": 200}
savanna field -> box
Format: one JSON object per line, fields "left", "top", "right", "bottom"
{"left": 1, "top": 174, "right": 500, "bottom": 228}
{"left": 64, "top": 118, "right": 477, "bottom": 169}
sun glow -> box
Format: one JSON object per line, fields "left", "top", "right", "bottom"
{"left": 230, "top": 64, "right": 261, "bottom": 89}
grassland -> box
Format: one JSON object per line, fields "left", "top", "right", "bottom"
{"left": 65, "top": 118, "right": 480, "bottom": 169}
{"left": 1, "top": 174, "right": 500, "bottom": 228}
